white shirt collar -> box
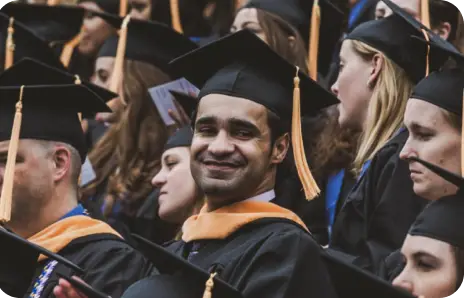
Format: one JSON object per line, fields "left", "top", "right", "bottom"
{"left": 245, "top": 189, "right": 276, "bottom": 203}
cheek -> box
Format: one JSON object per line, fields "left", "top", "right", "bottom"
{"left": 414, "top": 266, "right": 457, "bottom": 298}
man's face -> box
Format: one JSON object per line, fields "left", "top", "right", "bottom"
{"left": 0, "top": 140, "right": 53, "bottom": 223}
{"left": 191, "top": 94, "right": 276, "bottom": 203}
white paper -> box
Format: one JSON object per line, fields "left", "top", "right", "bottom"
{"left": 149, "top": 78, "right": 199, "bottom": 126}
{"left": 80, "top": 156, "right": 96, "bottom": 187}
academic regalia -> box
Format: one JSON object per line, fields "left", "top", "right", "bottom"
{"left": 329, "top": 0, "right": 457, "bottom": 273}
{"left": 96, "top": 13, "right": 198, "bottom": 72}
{"left": 0, "top": 62, "right": 154, "bottom": 297}
{"left": 0, "top": 227, "right": 84, "bottom": 298}
{"left": 406, "top": 158, "right": 464, "bottom": 250}
{"left": 157, "top": 29, "right": 340, "bottom": 298}
{"left": 377, "top": 50, "right": 464, "bottom": 281}
{"left": 242, "top": 0, "right": 344, "bottom": 77}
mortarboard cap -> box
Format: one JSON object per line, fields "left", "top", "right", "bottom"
{"left": 125, "top": 234, "right": 243, "bottom": 298}
{"left": 243, "top": 0, "right": 344, "bottom": 78}
{"left": 169, "top": 29, "right": 338, "bottom": 120}
{"left": 164, "top": 126, "right": 193, "bottom": 152}
{"left": 322, "top": 251, "right": 416, "bottom": 298}
{"left": 1, "top": 3, "right": 84, "bottom": 45}
{"left": 0, "top": 13, "right": 64, "bottom": 71}
{"left": 346, "top": 0, "right": 448, "bottom": 83}
{"left": 1, "top": 58, "right": 117, "bottom": 103}
{"left": 410, "top": 67, "right": 464, "bottom": 116}
{"left": 0, "top": 84, "right": 109, "bottom": 161}
{"left": 0, "top": 227, "right": 84, "bottom": 297}
{"left": 407, "top": 157, "right": 464, "bottom": 249}
{"left": 97, "top": 14, "right": 198, "bottom": 72}
{"left": 412, "top": 35, "right": 464, "bottom": 67}
{"left": 170, "top": 29, "right": 339, "bottom": 200}
{"left": 169, "top": 90, "right": 199, "bottom": 119}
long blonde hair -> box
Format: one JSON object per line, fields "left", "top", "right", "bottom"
{"left": 351, "top": 40, "right": 414, "bottom": 175}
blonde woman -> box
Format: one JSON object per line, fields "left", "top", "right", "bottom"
{"left": 327, "top": 1, "right": 446, "bottom": 273}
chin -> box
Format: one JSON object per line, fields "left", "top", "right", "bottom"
{"left": 413, "top": 183, "right": 435, "bottom": 201}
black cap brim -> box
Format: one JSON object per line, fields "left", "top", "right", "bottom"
{"left": 131, "top": 234, "right": 243, "bottom": 298}
{"left": 322, "top": 251, "right": 416, "bottom": 298}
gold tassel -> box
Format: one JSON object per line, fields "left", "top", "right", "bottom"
{"left": 170, "top": 0, "right": 183, "bottom": 34}
{"left": 292, "top": 67, "right": 320, "bottom": 200}
{"left": 5, "top": 17, "right": 15, "bottom": 71}
{"left": 308, "top": 0, "right": 320, "bottom": 81}
{"left": 421, "top": 29, "right": 430, "bottom": 77}
{"left": 60, "top": 31, "right": 83, "bottom": 68}
{"left": 421, "top": 0, "right": 430, "bottom": 28}
{"left": 120, "top": 0, "right": 128, "bottom": 17}
{"left": 0, "top": 86, "right": 25, "bottom": 223}
{"left": 109, "top": 15, "right": 130, "bottom": 106}
{"left": 202, "top": 272, "right": 217, "bottom": 298}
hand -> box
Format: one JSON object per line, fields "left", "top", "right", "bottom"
{"left": 53, "top": 277, "right": 88, "bottom": 298}
{"left": 168, "top": 98, "right": 191, "bottom": 128}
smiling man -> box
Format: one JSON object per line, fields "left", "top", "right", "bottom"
{"left": 142, "top": 29, "right": 340, "bottom": 297}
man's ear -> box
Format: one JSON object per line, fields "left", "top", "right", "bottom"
{"left": 52, "top": 146, "right": 72, "bottom": 183}
{"left": 433, "top": 21, "right": 451, "bottom": 41}
{"left": 270, "top": 133, "right": 290, "bottom": 165}
{"left": 288, "top": 35, "right": 296, "bottom": 48}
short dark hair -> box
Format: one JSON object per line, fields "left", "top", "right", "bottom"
{"left": 430, "top": 0, "right": 462, "bottom": 42}
{"left": 267, "top": 109, "right": 288, "bottom": 145}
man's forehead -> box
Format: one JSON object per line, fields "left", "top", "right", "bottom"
{"left": 0, "top": 139, "right": 41, "bottom": 152}
{"left": 196, "top": 94, "right": 268, "bottom": 122}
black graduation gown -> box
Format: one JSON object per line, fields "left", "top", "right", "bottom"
{"left": 24, "top": 233, "right": 155, "bottom": 298}
{"left": 329, "top": 129, "right": 428, "bottom": 273}
{"left": 166, "top": 217, "right": 338, "bottom": 298}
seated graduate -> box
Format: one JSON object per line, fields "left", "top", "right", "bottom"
{"left": 399, "top": 40, "right": 464, "bottom": 202}
{"left": 151, "top": 126, "right": 205, "bottom": 236}
{"left": 0, "top": 60, "right": 154, "bottom": 297}
{"left": 161, "top": 29, "right": 338, "bottom": 298}
{"left": 391, "top": 159, "right": 464, "bottom": 298}
{"left": 328, "top": 0, "right": 459, "bottom": 273}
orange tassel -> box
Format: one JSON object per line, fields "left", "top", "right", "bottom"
{"left": 170, "top": 0, "right": 183, "bottom": 34}
{"left": 60, "top": 31, "right": 83, "bottom": 68}
{"left": 0, "top": 86, "right": 25, "bottom": 223}
{"left": 109, "top": 15, "right": 130, "bottom": 106}
{"left": 5, "top": 17, "right": 15, "bottom": 71}
{"left": 47, "top": 0, "right": 60, "bottom": 5}
{"left": 421, "top": 0, "right": 430, "bottom": 28}
{"left": 120, "top": 0, "right": 128, "bottom": 17}
{"left": 202, "top": 272, "right": 217, "bottom": 298}
{"left": 292, "top": 67, "right": 320, "bottom": 200}
{"left": 421, "top": 29, "right": 430, "bottom": 77}
{"left": 308, "top": 0, "right": 320, "bottom": 81}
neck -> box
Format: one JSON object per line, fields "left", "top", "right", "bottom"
{"left": 206, "top": 185, "right": 274, "bottom": 212}
{"left": 7, "top": 190, "right": 78, "bottom": 239}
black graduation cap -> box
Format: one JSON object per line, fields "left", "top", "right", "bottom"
{"left": 96, "top": 13, "right": 198, "bottom": 73}
{"left": 169, "top": 90, "right": 199, "bottom": 119}
{"left": 0, "top": 3, "right": 84, "bottom": 45}
{"left": 321, "top": 251, "right": 416, "bottom": 298}
{"left": 242, "top": 0, "right": 344, "bottom": 77}
{"left": 1, "top": 58, "right": 117, "bottom": 103}
{"left": 0, "top": 13, "right": 64, "bottom": 70}
{"left": 412, "top": 35, "right": 464, "bottom": 67}
{"left": 126, "top": 234, "right": 243, "bottom": 298}
{"left": 169, "top": 29, "right": 339, "bottom": 120}
{"left": 0, "top": 227, "right": 84, "bottom": 298}
{"left": 0, "top": 72, "right": 110, "bottom": 162}
{"left": 346, "top": 0, "right": 448, "bottom": 83}
{"left": 406, "top": 157, "right": 464, "bottom": 249}
{"left": 164, "top": 126, "right": 193, "bottom": 152}
{"left": 169, "top": 29, "right": 339, "bottom": 200}
{"left": 410, "top": 67, "right": 464, "bottom": 116}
